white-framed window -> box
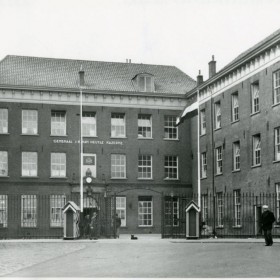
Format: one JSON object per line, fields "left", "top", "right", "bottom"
{"left": 164, "top": 116, "right": 178, "bottom": 140}
{"left": 253, "top": 134, "right": 261, "bottom": 166}
{"left": 200, "top": 109, "right": 206, "bottom": 135}
{"left": 251, "top": 82, "right": 260, "bottom": 113}
{"left": 21, "top": 195, "right": 37, "bottom": 227}
{"left": 201, "top": 194, "right": 208, "bottom": 225}
{"left": 22, "top": 109, "right": 38, "bottom": 135}
{"left": 111, "top": 113, "right": 125, "bottom": 138}
{"left": 233, "top": 141, "right": 240, "bottom": 171}
{"left": 51, "top": 153, "right": 66, "bottom": 177}
{"left": 0, "top": 151, "right": 8, "bottom": 177}
{"left": 138, "top": 155, "right": 152, "bottom": 179}
{"left": 138, "top": 114, "right": 152, "bottom": 138}
{"left": 116, "top": 196, "right": 126, "bottom": 227}
{"left": 50, "top": 195, "right": 66, "bottom": 227}
{"left": 138, "top": 75, "right": 154, "bottom": 92}
{"left": 111, "top": 154, "right": 126, "bottom": 179}
{"left": 138, "top": 196, "right": 153, "bottom": 226}
{"left": 201, "top": 152, "right": 207, "bottom": 178}
{"left": 83, "top": 153, "right": 96, "bottom": 178}
{"left": 276, "top": 183, "right": 280, "bottom": 223}
{"left": 164, "top": 196, "right": 179, "bottom": 226}
{"left": 273, "top": 69, "right": 280, "bottom": 105}
{"left": 164, "top": 155, "right": 178, "bottom": 180}
{"left": 22, "top": 152, "right": 37, "bottom": 177}
{"left": 216, "top": 147, "right": 222, "bottom": 175}
{"left": 233, "top": 190, "right": 241, "bottom": 227}
{"left": 51, "top": 111, "right": 66, "bottom": 136}
{"left": 275, "top": 127, "right": 280, "bottom": 161}
{"left": 82, "top": 112, "right": 96, "bottom": 137}
{"left": 0, "top": 195, "right": 8, "bottom": 228}
{"left": 232, "top": 93, "right": 239, "bottom": 122}
{"left": 217, "top": 192, "right": 224, "bottom": 227}
{"left": 214, "top": 101, "right": 221, "bottom": 129}
{"left": 0, "top": 108, "right": 8, "bottom": 134}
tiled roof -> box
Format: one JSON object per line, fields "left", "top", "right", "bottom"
{"left": 0, "top": 55, "right": 196, "bottom": 95}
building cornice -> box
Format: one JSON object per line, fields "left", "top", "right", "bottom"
{"left": 187, "top": 33, "right": 280, "bottom": 102}
{"left": 0, "top": 88, "right": 187, "bottom": 111}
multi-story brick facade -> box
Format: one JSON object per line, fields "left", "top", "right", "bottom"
{"left": 181, "top": 28, "right": 280, "bottom": 237}
{"left": 0, "top": 55, "right": 196, "bottom": 237}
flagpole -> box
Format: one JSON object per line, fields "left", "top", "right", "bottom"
{"left": 79, "top": 66, "right": 84, "bottom": 213}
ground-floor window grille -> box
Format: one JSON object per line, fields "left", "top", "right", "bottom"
{"left": 217, "top": 193, "right": 224, "bottom": 227}
{"left": 201, "top": 194, "right": 208, "bottom": 225}
{"left": 0, "top": 195, "right": 8, "bottom": 227}
{"left": 234, "top": 190, "right": 241, "bottom": 227}
{"left": 21, "top": 195, "right": 37, "bottom": 227}
{"left": 276, "top": 183, "right": 280, "bottom": 223}
{"left": 116, "top": 196, "right": 126, "bottom": 227}
{"left": 138, "top": 196, "right": 153, "bottom": 226}
{"left": 50, "top": 195, "right": 66, "bottom": 227}
{"left": 164, "top": 197, "right": 179, "bottom": 226}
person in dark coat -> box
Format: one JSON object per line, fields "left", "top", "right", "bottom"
{"left": 89, "top": 212, "right": 98, "bottom": 240}
{"left": 115, "top": 213, "right": 121, "bottom": 238}
{"left": 260, "top": 205, "right": 276, "bottom": 246}
{"left": 83, "top": 214, "right": 90, "bottom": 239}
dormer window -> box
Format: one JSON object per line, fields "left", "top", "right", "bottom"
{"left": 135, "top": 74, "right": 155, "bottom": 92}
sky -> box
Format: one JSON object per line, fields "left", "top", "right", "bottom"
{"left": 0, "top": 0, "right": 280, "bottom": 80}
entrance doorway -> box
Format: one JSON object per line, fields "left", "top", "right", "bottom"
{"left": 255, "top": 205, "right": 262, "bottom": 236}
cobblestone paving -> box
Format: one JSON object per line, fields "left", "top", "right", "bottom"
{"left": 0, "top": 242, "right": 86, "bottom": 276}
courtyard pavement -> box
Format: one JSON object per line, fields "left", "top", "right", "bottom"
{"left": 0, "top": 234, "right": 279, "bottom": 278}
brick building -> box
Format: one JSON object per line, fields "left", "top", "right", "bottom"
{"left": 0, "top": 55, "right": 196, "bottom": 238}
{"left": 179, "top": 28, "right": 280, "bottom": 237}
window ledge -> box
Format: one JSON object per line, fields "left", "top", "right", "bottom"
{"left": 232, "top": 226, "right": 242, "bottom": 229}
{"left": 272, "top": 102, "right": 280, "bottom": 108}
{"left": 274, "top": 225, "right": 280, "bottom": 228}
{"left": 250, "top": 111, "right": 260, "bottom": 117}
{"left": 21, "top": 176, "right": 39, "bottom": 178}
{"left": 251, "top": 164, "right": 261, "bottom": 169}
{"left": 111, "top": 178, "right": 127, "bottom": 180}
{"left": 0, "top": 176, "right": 9, "bottom": 178}
{"left": 232, "top": 169, "right": 241, "bottom": 173}
{"left": 273, "top": 160, "right": 280, "bottom": 164}
{"left": 163, "top": 138, "right": 179, "bottom": 141}
{"left": 110, "top": 137, "right": 127, "bottom": 139}
{"left": 50, "top": 177, "right": 68, "bottom": 179}
{"left": 215, "top": 173, "right": 223, "bottom": 177}
{"left": 137, "top": 178, "right": 153, "bottom": 181}
{"left": 83, "top": 136, "right": 98, "bottom": 138}
{"left": 50, "top": 134, "right": 68, "bottom": 137}
{"left": 0, "top": 133, "right": 9, "bottom": 135}
{"left": 214, "top": 127, "right": 222, "bottom": 132}
{"left": 231, "top": 120, "right": 239, "bottom": 125}
{"left": 138, "top": 137, "right": 153, "bottom": 140}
{"left": 138, "top": 226, "right": 154, "bottom": 228}
{"left": 200, "top": 133, "right": 206, "bottom": 137}
{"left": 164, "top": 178, "right": 179, "bottom": 181}
{"left": 201, "top": 176, "right": 207, "bottom": 180}
{"left": 21, "top": 134, "right": 39, "bottom": 136}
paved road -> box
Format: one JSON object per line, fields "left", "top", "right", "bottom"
{"left": 1, "top": 236, "right": 279, "bottom": 278}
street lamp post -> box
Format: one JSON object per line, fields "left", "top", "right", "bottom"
{"left": 79, "top": 66, "right": 85, "bottom": 213}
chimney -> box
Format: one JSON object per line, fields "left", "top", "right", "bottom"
{"left": 208, "top": 55, "right": 216, "bottom": 78}
{"left": 126, "top": 59, "right": 132, "bottom": 63}
{"left": 79, "top": 65, "right": 85, "bottom": 87}
{"left": 196, "top": 70, "right": 203, "bottom": 86}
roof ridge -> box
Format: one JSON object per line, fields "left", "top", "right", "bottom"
{"left": 5, "top": 54, "right": 180, "bottom": 69}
